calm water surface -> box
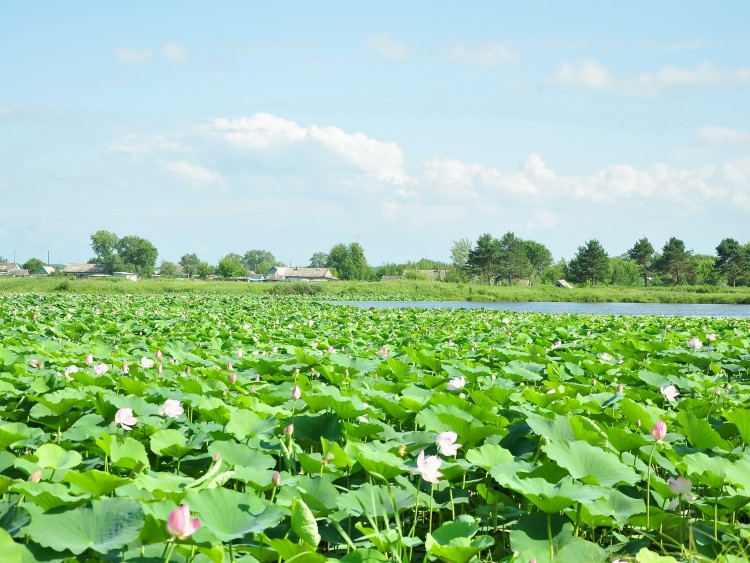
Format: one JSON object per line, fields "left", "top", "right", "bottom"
{"left": 332, "top": 301, "right": 750, "bottom": 318}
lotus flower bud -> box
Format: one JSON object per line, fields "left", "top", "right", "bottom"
{"left": 156, "top": 350, "right": 163, "bottom": 360}
{"left": 229, "top": 372, "right": 237, "bottom": 384}
{"left": 29, "top": 470, "right": 42, "bottom": 483}
{"left": 292, "top": 385, "right": 301, "bottom": 401}
{"left": 272, "top": 471, "right": 282, "bottom": 486}
{"left": 284, "top": 423, "right": 294, "bottom": 436}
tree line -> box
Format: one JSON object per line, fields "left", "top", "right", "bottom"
{"left": 7, "top": 230, "right": 750, "bottom": 286}
{"left": 454, "top": 233, "right": 750, "bottom": 287}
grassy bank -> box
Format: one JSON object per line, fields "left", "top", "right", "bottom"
{"left": 2, "top": 276, "right": 750, "bottom": 303}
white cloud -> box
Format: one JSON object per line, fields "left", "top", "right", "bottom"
{"left": 367, "top": 34, "right": 408, "bottom": 62}
{"left": 115, "top": 48, "right": 151, "bottom": 64}
{"left": 162, "top": 160, "right": 223, "bottom": 188}
{"left": 525, "top": 209, "right": 561, "bottom": 230}
{"left": 447, "top": 42, "right": 521, "bottom": 68}
{"left": 548, "top": 60, "right": 750, "bottom": 94}
{"left": 548, "top": 59, "right": 614, "bottom": 90}
{"left": 697, "top": 126, "right": 750, "bottom": 144}
{"left": 162, "top": 43, "right": 188, "bottom": 63}
{"left": 210, "top": 114, "right": 306, "bottom": 150}
{"left": 208, "top": 113, "right": 407, "bottom": 183}
{"left": 110, "top": 135, "right": 193, "bottom": 157}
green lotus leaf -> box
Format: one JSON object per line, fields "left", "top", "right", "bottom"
{"left": 0, "top": 527, "right": 23, "bottom": 562}
{"left": 65, "top": 470, "right": 130, "bottom": 497}
{"left": 21, "top": 497, "right": 143, "bottom": 555}
{"left": 33, "top": 443, "right": 82, "bottom": 472}
{"left": 185, "top": 487, "right": 283, "bottom": 542}
{"left": 291, "top": 497, "right": 320, "bottom": 547}
{"left": 11, "top": 481, "right": 84, "bottom": 511}
{"left": 149, "top": 429, "right": 191, "bottom": 458}
{"left": 425, "top": 515, "right": 494, "bottom": 563}
{"left": 351, "top": 443, "right": 407, "bottom": 479}
{"left": 676, "top": 411, "right": 727, "bottom": 450}
{"left": 509, "top": 512, "right": 574, "bottom": 563}
{"left": 542, "top": 440, "right": 639, "bottom": 486}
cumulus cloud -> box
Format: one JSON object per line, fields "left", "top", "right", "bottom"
{"left": 367, "top": 34, "right": 409, "bottom": 61}
{"left": 447, "top": 42, "right": 521, "bottom": 67}
{"left": 548, "top": 59, "right": 615, "bottom": 90}
{"left": 162, "top": 43, "right": 188, "bottom": 63}
{"left": 162, "top": 160, "right": 223, "bottom": 188}
{"left": 548, "top": 60, "right": 750, "bottom": 94}
{"left": 697, "top": 126, "right": 750, "bottom": 144}
{"left": 115, "top": 48, "right": 151, "bottom": 64}
{"left": 208, "top": 113, "right": 406, "bottom": 183}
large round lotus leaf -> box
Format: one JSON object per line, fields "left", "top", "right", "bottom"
{"left": 22, "top": 497, "right": 144, "bottom": 555}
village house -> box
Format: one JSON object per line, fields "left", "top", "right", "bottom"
{"left": 265, "top": 266, "right": 338, "bottom": 282}
{"left": 0, "top": 263, "right": 30, "bottom": 276}
{"left": 62, "top": 264, "right": 109, "bottom": 279}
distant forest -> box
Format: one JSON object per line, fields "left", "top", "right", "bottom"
{"left": 5, "top": 230, "right": 750, "bottom": 287}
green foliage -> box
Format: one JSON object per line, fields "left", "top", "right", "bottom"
{"left": 568, "top": 239, "right": 609, "bottom": 285}
{"left": 498, "top": 231, "right": 533, "bottom": 285}
{"left": 326, "top": 242, "right": 371, "bottom": 280}
{"left": 628, "top": 237, "right": 655, "bottom": 286}
{"left": 308, "top": 252, "right": 329, "bottom": 268}
{"left": 609, "top": 257, "right": 641, "bottom": 286}
{"left": 179, "top": 253, "right": 202, "bottom": 278}
{"left": 216, "top": 254, "right": 248, "bottom": 278}
{"left": 466, "top": 233, "right": 501, "bottom": 284}
{"left": 655, "top": 237, "right": 693, "bottom": 285}
{"left": 450, "top": 238, "right": 472, "bottom": 268}
{"left": 716, "top": 238, "right": 749, "bottom": 287}
{"left": 243, "top": 249, "right": 277, "bottom": 274}
{"left": 157, "top": 261, "right": 179, "bottom": 278}
{"left": 21, "top": 258, "right": 45, "bottom": 274}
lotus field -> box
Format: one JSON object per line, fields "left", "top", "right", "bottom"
{"left": 1, "top": 293, "right": 750, "bottom": 562}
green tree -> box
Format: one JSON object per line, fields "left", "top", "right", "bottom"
{"left": 540, "top": 259, "right": 567, "bottom": 284}
{"left": 627, "top": 237, "right": 655, "bottom": 286}
{"left": 90, "top": 230, "right": 119, "bottom": 262}
{"left": 466, "top": 233, "right": 501, "bottom": 285}
{"left": 690, "top": 254, "right": 720, "bottom": 285}
{"left": 497, "top": 232, "right": 532, "bottom": 285}
{"left": 325, "top": 242, "right": 370, "bottom": 280}
{"left": 22, "top": 258, "right": 45, "bottom": 274}
{"left": 450, "top": 238, "right": 472, "bottom": 268}
{"left": 217, "top": 255, "right": 248, "bottom": 278}
{"left": 242, "top": 249, "right": 276, "bottom": 274}
{"left": 523, "top": 240, "right": 553, "bottom": 282}
{"left": 655, "top": 237, "right": 692, "bottom": 285}
{"left": 716, "top": 238, "right": 749, "bottom": 287}
{"left": 179, "top": 254, "right": 201, "bottom": 278}
{"left": 196, "top": 261, "right": 213, "bottom": 279}
{"left": 568, "top": 240, "right": 609, "bottom": 285}
{"left": 158, "top": 261, "right": 179, "bottom": 278}
{"left": 116, "top": 235, "right": 159, "bottom": 276}
{"left": 608, "top": 257, "right": 641, "bottom": 286}
{"left": 308, "top": 252, "right": 329, "bottom": 268}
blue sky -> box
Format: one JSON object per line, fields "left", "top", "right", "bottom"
{"left": 2, "top": 1, "right": 750, "bottom": 267}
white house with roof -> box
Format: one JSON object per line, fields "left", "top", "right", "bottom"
{"left": 265, "top": 266, "right": 338, "bottom": 282}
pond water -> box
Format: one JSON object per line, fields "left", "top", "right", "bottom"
{"left": 331, "top": 301, "right": 750, "bottom": 318}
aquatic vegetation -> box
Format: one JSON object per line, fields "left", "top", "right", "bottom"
{"left": 0, "top": 292, "right": 748, "bottom": 561}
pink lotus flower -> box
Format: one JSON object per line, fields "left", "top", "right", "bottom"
{"left": 292, "top": 384, "right": 302, "bottom": 401}
{"left": 64, "top": 365, "right": 79, "bottom": 377}
{"left": 114, "top": 407, "right": 137, "bottom": 431}
{"left": 376, "top": 347, "right": 388, "bottom": 357}
{"left": 660, "top": 384, "right": 680, "bottom": 403}
{"left": 650, "top": 420, "right": 667, "bottom": 442}
{"left": 687, "top": 337, "right": 703, "bottom": 349}
{"left": 550, "top": 340, "right": 562, "bottom": 350}
{"left": 616, "top": 384, "right": 624, "bottom": 393}
{"left": 436, "top": 431, "right": 462, "bottom": 456}
{"left": 706, "top": 333, "right": 716, "bottom": 341}
{"left": 28, "top": 470, "right": 43, "bottom": 483}
{"left": 158, "top": 399, "right": 184, "bottom": 419}
{"left": 94, "top": 363, "right": 108, "bottom": 376}
{"left": 121, "top": 362, "right": 129, "bottom": 374}
{"left": 166, "top": 504, "right": 201, "bottom": 540}
{"left": 29, "top": 359, "right": 40, "bottom": 368}
{"left": 85, "top": 353, "right": 93, "bottom": 365}
{"left": 415, "top": 450, "right": 443, "bottom": 484}
{"left": 327, "top": 346, "right": 336, "bottom": 353}
{"left": 668, "top": 475, "right": 693, "bottom": 497}
{"left": 446, "top": 376, "right": 465, "bottom": 391}
{"left": 237, "top": 348, "right": 243, "bottom": 358}
{"left": 156, "top": 350, "right": 163, "bottom": 360}
{"left": 140, "top": 357, "right": 154, "bottom": 369}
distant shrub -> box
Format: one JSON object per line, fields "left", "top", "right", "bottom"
{"left": 55, "top": 280, "right": 72, "bottom": 292}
